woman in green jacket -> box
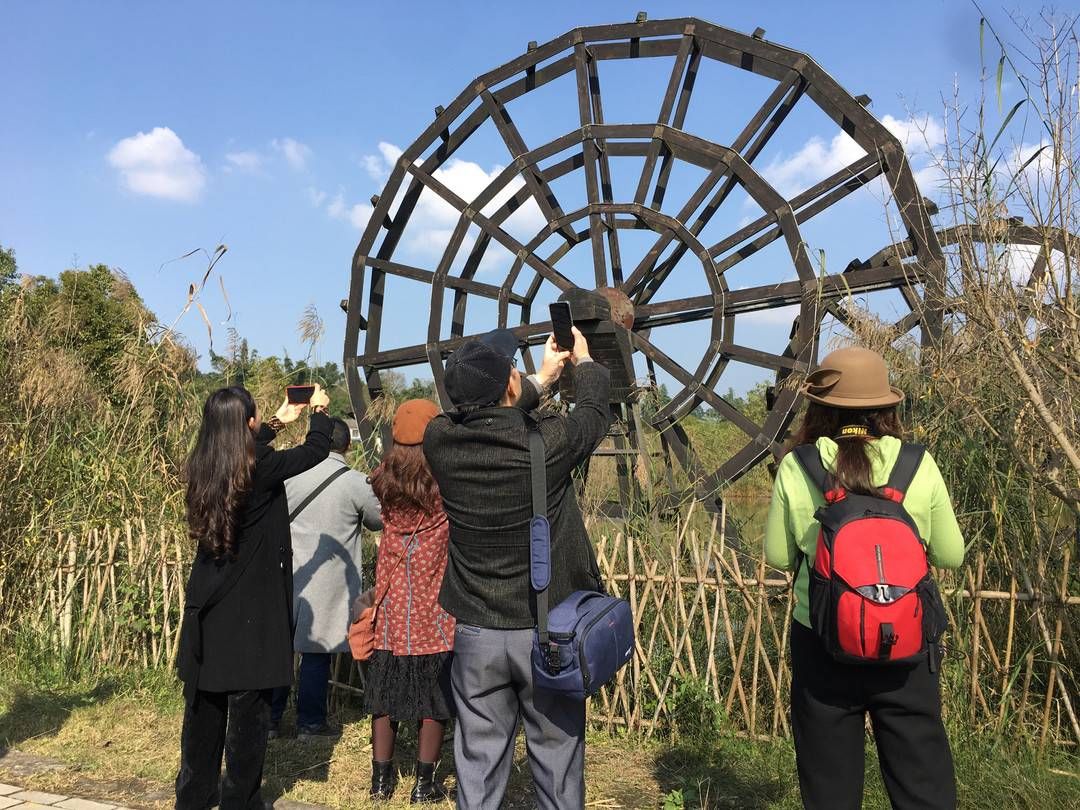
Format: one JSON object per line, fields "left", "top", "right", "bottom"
{"left": 765, "top": 346, "right": 965, "bottom": 810}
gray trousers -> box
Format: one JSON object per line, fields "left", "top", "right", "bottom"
{"left": 451, "top": 624, "right": 585, "bottom": 810}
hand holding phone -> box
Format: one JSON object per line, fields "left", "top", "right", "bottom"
{"left": 537, "top": 334, "right": 571, "bottom": 387}
{"left": 567, "top": 326, "right": 591, "bottom": 365}
{"left": 286, "top": 384, "right": 316, "bottom": 404}
{"left": 549, "top": 302, "right": 574, "bottom": 351}
{"left": 309, "top": 384, "right": 330, "bottom": 411}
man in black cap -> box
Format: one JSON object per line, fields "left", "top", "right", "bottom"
{"left": 423, "top": 326, "right": 609, "bottom": 810}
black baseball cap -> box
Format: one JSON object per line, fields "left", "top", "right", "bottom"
{"left": 444, "top": 328, "right": 520, "bottom": 407}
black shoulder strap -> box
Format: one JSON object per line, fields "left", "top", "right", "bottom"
{"left": 792, "top": 445, "right": 831, "bottom": 494}
{"left": 527, "top": 421, "right": 550, "bottom": 647}
{"left": 885, "top": 444, "right": 926, "bottom": 498}
{"left": 289, "top": 465, "right": 350, "bottom": 522}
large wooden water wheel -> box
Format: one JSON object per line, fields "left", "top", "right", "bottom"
{"left": 343, "top": 14, "right": 946, "bottom": 509}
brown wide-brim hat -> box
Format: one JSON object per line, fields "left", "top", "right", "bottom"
{"left": 802, "top": 346, "right": 905, "bottom": 410}
{"left": 392, "top": 398, "right": 440, "bottom": 445}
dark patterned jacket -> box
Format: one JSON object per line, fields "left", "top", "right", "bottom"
{"left": 424, "top": 362, "right": 611, "bottom": 628}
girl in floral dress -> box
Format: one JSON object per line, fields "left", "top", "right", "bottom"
{"left": 365, "top": 399, "right": 454, "bottom": 803}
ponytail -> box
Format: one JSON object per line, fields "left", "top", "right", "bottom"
{"left": 789, "top": 402, "right": 905, "bottom": 496}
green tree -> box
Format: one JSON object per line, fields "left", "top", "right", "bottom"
{"left": 0, "top": 244, "right": 16, "bottom": 288}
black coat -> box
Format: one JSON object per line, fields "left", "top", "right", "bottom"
{"left": 424, "top": 362, "right": 611, "bottom": 628}
{"left": 176, "top": 412, "right": 331, "bottom": 697}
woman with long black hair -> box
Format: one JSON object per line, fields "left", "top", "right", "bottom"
{"left": 765, "top": 346, "right": 965, "bottom": 810}
{"left": 175, "top": 384, "right": 331, "bottom": 810}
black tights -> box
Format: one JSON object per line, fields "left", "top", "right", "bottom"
{"left": 371, "top": 714, "right": 445, "bottom": 764}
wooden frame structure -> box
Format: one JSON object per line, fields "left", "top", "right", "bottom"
{"left": 343, "top": 14, "right": 946, "bottom": 504}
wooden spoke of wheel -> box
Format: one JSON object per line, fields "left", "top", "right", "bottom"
{"left": 624, "top": 65, "right": 808, "bottom": 299}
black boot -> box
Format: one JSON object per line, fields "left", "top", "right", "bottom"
{"left": 410, "top": 761, "right": 446, "bottom": 803}
{"left": 370, "top": 759, "right": 395, "bottom": 801}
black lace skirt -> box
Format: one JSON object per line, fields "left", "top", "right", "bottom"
{"left": 363, "top": 650, "right": 455, "bottom": 721}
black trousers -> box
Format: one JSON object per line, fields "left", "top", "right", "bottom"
{"left": 789, "top": 621, "right": 956, "bottom": 810}
{"left": 175, "top": 688, "right": 273, "bottom": 810}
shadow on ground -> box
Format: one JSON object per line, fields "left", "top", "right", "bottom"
{"left": 653, "top": 742, "right": 789, "bottom": 809}
{"left": 0, "top": 679, "right": 120, "bottom": 756}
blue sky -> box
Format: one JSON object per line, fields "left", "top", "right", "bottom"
{"left": 0, "top": 1, "right": 1021, "bottom": 393}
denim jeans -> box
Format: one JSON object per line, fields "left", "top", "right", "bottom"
{"left": 270, "top": 652, "right": 332, "bottom": 728}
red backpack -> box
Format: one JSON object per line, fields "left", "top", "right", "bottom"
{"left": 793, "top": 444, "right": 948, "bottom": 669}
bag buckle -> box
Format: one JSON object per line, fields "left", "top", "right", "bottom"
{"left": 545, "top": 642, "right": 562, "bottom": 673}
{"left": 876, "top": 583, "right": 892, "bottom": 603}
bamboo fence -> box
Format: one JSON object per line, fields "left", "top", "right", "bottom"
{"left": 5, "top": 517, "right": 1078, "bottom": 748}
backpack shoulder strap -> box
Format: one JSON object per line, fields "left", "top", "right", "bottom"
{"left": 289, "top": 465, "right": 350, "bottom": 522}
{"left": 792, "top": 444, "right": 831, "bottom": 495}
{"left": 526, "top": 419, "right": 551, "bottom": 649}
{"left": 884, "top": 444, "right": 926, "bottom": 499}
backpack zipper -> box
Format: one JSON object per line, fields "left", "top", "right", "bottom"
{"left": 875, "top": 544, "right": 890, "bottom": 603}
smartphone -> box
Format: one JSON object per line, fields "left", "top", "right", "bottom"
{"left": 549, "top": 302, "right": 574, "bottom": 351}
{"left": 286, "top": 384, "right": 316, "bottom": 404}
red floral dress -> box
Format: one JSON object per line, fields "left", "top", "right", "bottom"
{"left": 365, "top": 505, "right": 456, "bottom": 720}
{"left": 373, "top": 506, "right": 454, "bottom": 654}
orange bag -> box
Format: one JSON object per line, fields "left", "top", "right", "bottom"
{"left": 348, "top": 600, "right": 378, "bottom": 661}
{"left": 348, "top": 517, "right": 421, "bottom": 662}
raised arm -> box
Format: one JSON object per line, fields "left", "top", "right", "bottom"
{"left": 256, "top": 411, "right": 333, "bottom": 488}
{"left": 561, "top": 327, "right": 610, "bottom": 467}
{"left": 518, "top": 334, "right": 570, "bottom": 414}
{"left": 561, "top": 361, "right": 610, "bottom": 467}
{"left": 541, "top": 329, "right": 611, "bottom": 480}
{"left": 254, "top": 386, "right": 333, "bottom": 488}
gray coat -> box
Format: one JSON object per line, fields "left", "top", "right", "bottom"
{"left": 285, "top": 452, "right": 382, "bottom": 653}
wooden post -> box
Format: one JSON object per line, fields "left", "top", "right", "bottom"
{"left": 60, "top": 533, "right": 76, "bottom": 655}
{"left": 1040, "top": 548, "right": 1072, "bottom": 751}
{"left": 627, "top": 531, "right": 641, "bottom": 729}
{"left": 998, "top": 574, "right": 1018, "bottom": 731}
{"left": 969, "top": 552, "right": 984, "bottom": 722}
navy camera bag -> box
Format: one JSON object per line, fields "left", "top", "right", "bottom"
{"left": 527, "top": 422, "right": 634, "bottom": 700}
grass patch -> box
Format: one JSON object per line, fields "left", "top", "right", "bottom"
{"left": 1, "top": 667, "right": 1078, "bottom": 809}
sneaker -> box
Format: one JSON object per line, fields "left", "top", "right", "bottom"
{"left": 297, "top": 723, "right": 342, "bottom": 740}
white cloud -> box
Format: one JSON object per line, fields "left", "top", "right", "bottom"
{"left": 307, "top": 187, "right": 328, "bottom": 207}
{"left": 741, "top": 304, "right": 801, "bottom": 326}
{"left": 361, "top": 154, "right": 385, "bottom": 182}
{"left": 326, "top": 191, "right": 374, "bottom": 231}
{"left": 1001, "top": 243, "right": 1069, "bottom": 297}
{"left": 762, "top": 133, "right": 865, "bottom": 199}
{"left": 326, "top": 193, "right": 347, "bottom": 220}
{"left": 361, "top": 142, "right": 404, "bottom": 182}
{"left": 272, "top": 137, "right": 312, "bottom": 171}
{"left": 355, "top": 142, "right": 546, "bottom": 272}
{"left": 379, "top": 142, "right": 404, "bottom": 165}
{"left": 350, "top": 203, "right": 375, "bottom": 230}
{"left": 1005, "top": 141, "right": 1056, "bottom": 193}
{"left": 107, "top": 127, "right": 206, "bottom": 202}
{"left": 761, "top": 113, "right": 946, "bottom": 199}
{"left": 224, "top": 150, "right": 262, "bottom": 173}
